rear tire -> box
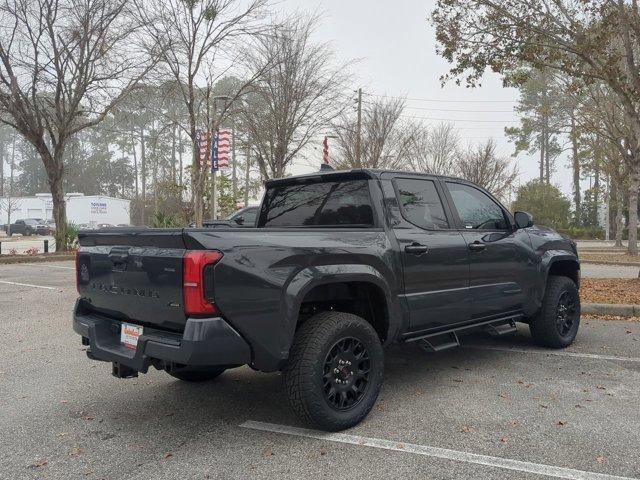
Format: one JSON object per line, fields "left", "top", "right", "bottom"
{"left": 283, "top": 311, "right": 384, "bottom": 431}
{"left": 167, "top": 367, "right": 226, "bottom": 382}
{"left": 529, "top": 276, "right": 580, "bottom": 348}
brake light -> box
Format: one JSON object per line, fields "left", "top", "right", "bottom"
{"left": 183, "top": 250, "right": 223, "bottom": 316}
{"left": 75, "top": 249, "right": 80, "bottom": 294}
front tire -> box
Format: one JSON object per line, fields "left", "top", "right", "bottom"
{"left": 167, "top": 367, "right": 226, "bottom": 382}
{"left": 284, "top": 311, "right": 384, "bottom": 431}
{"left": 529, "top": 276, "right": 580, "bottom": 348}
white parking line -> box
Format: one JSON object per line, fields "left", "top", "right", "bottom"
{"left": 241, "top": 421, "right": 636, "bottom": 480}
{"left": 11, "top": 263, "right": 74, "bottom": 270}
{"left": 465, "top": 345, "right": 640, "bottom": 363}
{"left": 0, "top": 280, "right": 58, "bottom": 290}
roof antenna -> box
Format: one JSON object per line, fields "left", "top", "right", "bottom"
{"left": 320, "top": 163, "right": 334, "bottom": 171}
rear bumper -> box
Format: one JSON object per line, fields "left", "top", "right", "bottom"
{"left": 72, "top": 299, "right": 251, "bottom": 373}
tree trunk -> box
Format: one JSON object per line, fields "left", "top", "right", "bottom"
{"left": 178, "top": 132, "right": 183, "bottom": 191}
{"left": 171, "top": 123, "right": 177, "bottom": 184}
{"left": 192, "top": 142, "right": 203, "bottom": 228}
{"left": 244, "top": 146, "right": 251, "bottom": 207}
{"left": 539, "top": 131, "right": 545, "bottom": 182}
{"left": 570, "top": 116, "right": 580, "bottom": 225}
{"left": 615, "top": 185, "right": 624, "bottom": 248}
{"left": 544, "top": 130, "right": 551, "bottom": 184}
{"left": 628, "top": 162, "right": 639, "bottom": 256}
{"left": 140, "top": 127, "right": 146, "bottom": 226}
{"left": 0, "top": 138, "right": 4, "bottom": 197}
{"left": 131, "top": 132, "right": 139, "bottom": 225}
{"left": 152, "top": 135, "right": 158, "bottom": 216}
{"left": 41, "top": 147, "right": 68, "bottom": 251}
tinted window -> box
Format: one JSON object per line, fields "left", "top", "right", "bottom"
{"left": 242, "top": 209, "right": 257, "bottom": 225}
{"left": 259, "top": 180, "right": 373, "bottom": 227}
{"left": 446, "top": 182, "right": 508, "bottom": 230}
{"left": 396, "top": 178, "right": 449, "bottom": 230}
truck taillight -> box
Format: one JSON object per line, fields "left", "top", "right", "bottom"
{"left": 75, "top": 249, "right": 80, "bottom": 294}
{"left": 183, "top": 250, "right": 223, "bottom": 316}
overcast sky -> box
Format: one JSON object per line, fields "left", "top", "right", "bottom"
{"left": 279, "top": 0, "right": 579, "bottom": 199}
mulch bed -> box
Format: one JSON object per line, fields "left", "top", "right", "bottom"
{"left": 581, "top": 278, "right": 640, "bottom": 305}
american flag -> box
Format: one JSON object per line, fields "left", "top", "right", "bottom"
{"left": 211, "top": 129, "right": 232, "bottom": 172}
{"left": 196, "top": 130, "right": 210, "bottom": 167}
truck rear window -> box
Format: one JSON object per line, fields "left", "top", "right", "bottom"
{"left": 258, "top": 180, "right": 374, "bottom": 227}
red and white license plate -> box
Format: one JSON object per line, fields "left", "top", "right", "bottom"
{"left": 120, "top": 323, "right": 143, "bottom": 349}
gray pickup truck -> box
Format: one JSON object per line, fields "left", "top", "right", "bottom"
{"left": 73, "top": 169, "right": 580, "bottom": 431}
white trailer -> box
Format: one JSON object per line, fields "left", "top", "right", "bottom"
{"left": 0, "top": 193, "right": 130, "bottom": 226}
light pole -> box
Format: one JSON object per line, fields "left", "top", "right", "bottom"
{"left": 210, "top": 95, "right": 231, "bottom": 220}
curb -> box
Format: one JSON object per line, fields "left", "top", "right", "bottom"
{"left": 0, "top": 253, "right": 75, "bottom": 264}
{"left": 582, "top": 303, "right": 640, "bottom": 317}
{"left": 581, "top": 260, "right": 640, "bottom": 268}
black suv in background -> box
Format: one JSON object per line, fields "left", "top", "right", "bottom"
{"left": 74, "top": 169, "right": 580, "bottom": 431}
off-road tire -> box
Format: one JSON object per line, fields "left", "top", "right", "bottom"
{"left": 283, "top": 311, "right": 384, "bottom": 431}
{"left": 167, "top": 367, "right": 226, "bottom": 382}
{"left": 529, "top": 275, "right": 580, "bottom": 348}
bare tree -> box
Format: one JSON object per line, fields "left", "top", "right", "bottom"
{"left": 0, "top": 196, "right": 20, "bottom": 234}
{"left": 333, "top": 97, "right": 411, "bottom": 170}
{"left": 137, "top": 0, "right": 267, "bottom": 226}
{"left": 458, "top": 139, "right": 519, "bottom": 201}
{"left": 0, "top": 0, "right": 154, "bottom": 249}
{"left": 407, "top": 122, "right": 460, "bottom": 176}
{"left": 240, "top": 15, "right": 350, "bottom": 179}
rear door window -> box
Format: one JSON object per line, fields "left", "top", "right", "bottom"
{"left": 395, "top": 178, "right": 449, "bottom": 230}
{"left": 259, "top": 180, "right": 374, "bottom": 227}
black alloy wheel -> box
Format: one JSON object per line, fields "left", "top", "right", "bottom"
{"left": 556, "top": 290, "right": 578, "bottom": 336}
{"left": 322, "top": 337, "right": 370, "bottom": 410}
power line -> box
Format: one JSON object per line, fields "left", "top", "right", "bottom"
{"left": 402, "top": 105, "right": 516, "bottom": 114}
{"left": 399, "top": 114, "right": 520, "bottom": 124}
{"left": 361, "top": 99, "right": 516, "bottom": 113}
{"left": 369, "top": 93, "right": 518, "bottom": 104}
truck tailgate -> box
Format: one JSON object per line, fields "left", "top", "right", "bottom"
{"left": 77, "top": 229, "right": 187, "bottom": 331}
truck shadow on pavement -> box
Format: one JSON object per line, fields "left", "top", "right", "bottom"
{"left": 79, "top": 328, "right": 555, "bottom": 436}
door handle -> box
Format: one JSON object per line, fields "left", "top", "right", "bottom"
{"left": 468, "top": 241, "right": 486, "bottom": 252}
{"left": 405, "top": 243, "right": 429, "bottom": 255}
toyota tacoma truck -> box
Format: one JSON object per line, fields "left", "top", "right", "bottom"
{"left": 73, "top": 169, "right": 580, "bottom": 431}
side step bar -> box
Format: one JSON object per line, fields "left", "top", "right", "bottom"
{"left": 418, "top": 332, "right": 460, "bottom": 353}
{"left": 484, "top": 320, "right": 517, "bottom": 337}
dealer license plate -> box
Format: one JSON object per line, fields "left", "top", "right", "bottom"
{"left": 121, "top": 323, "right": 143, "bottom": 349}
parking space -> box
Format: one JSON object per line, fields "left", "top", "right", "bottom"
{"left": 1, "top": 261, "right": 639, "bottom": 480}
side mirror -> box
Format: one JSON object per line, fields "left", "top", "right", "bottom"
{"left": 514, "top": 211, "right": 534, "bottom": 229}
{"left": 234, "top": 216, "right": 244, "bottom": 225}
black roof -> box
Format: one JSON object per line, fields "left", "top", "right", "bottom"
{"left": 264, "top": 168, "right": 469, "bottom": 187}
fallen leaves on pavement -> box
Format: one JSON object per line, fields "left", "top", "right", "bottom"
{"left": 29, "top": 459, "right": 48, "bottom": 469}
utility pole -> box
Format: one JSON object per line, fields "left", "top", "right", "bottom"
{"left": 7, "top": 135, "right": 15, "bottom": 235}
{"left": 244, "top": 145, "right": 251, "bottom": 208}
{"left": 355, "top": 88, "right": 363, "bottom": 168}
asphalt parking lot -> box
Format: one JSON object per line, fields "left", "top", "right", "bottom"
{"left": 1, "top": 261, "right": 639, "bottom": 480}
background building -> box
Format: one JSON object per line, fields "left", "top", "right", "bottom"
{"left": 0, "top": 193, "right": 130, "bottom": 226}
